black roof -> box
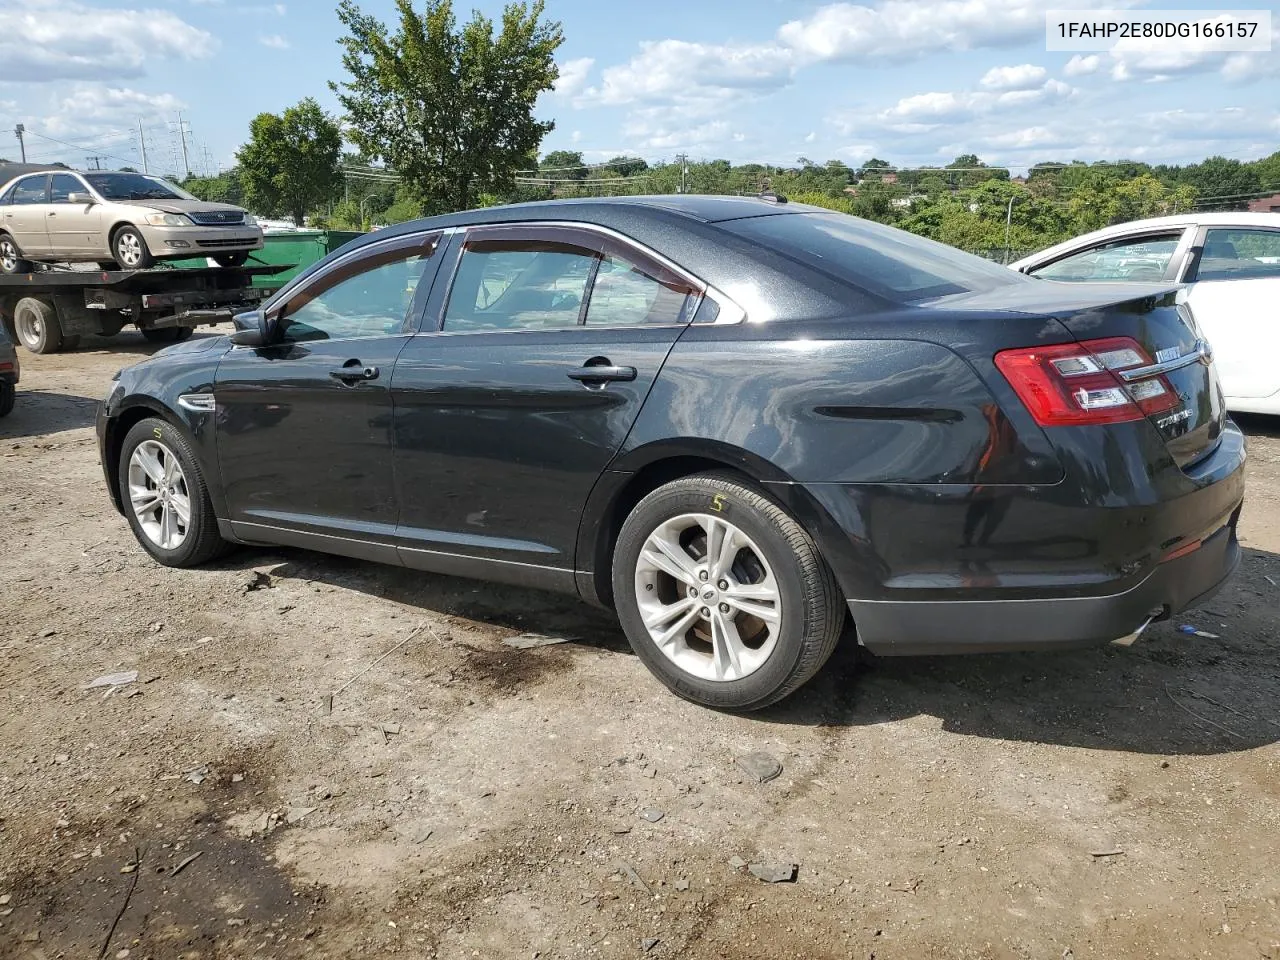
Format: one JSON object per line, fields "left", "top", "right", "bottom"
{"left": 0, "top": 162, "right": 72, "bottom": 184}
{"left": 467, "top": 194, "right": 807, "bottom": 224}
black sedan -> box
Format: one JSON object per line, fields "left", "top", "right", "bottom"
{"left": 97, "top": 196, "right": 1245, "bottom": 710}
{"left": 0, "top": 318, "right": 17, "bottom": 417}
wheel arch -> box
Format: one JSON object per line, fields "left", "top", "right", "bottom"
{"left": 575, "top": 440, "right": 853, "bottom": 609}
{"left": 102, "top": 398, "right": 193, "bottom": 514}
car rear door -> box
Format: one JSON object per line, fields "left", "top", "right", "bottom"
{"left": 390, "top": 223, "right": 701, "bottom": 580}
{"left": 2, "top": 175, "right": 52, "bottom": 256}
{"left": 1179, "top": 225, "right": 1280, "bottom": 401}
{"left": 214, "top": 230, "right": 443, "bottom": 558}
{"left": 46, "top": 173, "right": 102, "bottom": 257}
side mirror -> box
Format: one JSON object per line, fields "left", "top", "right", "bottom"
{"left": 229, "top": 308, "right": 280, "bottom": 347}
{"left": 67, "top": 192, "right": 93, "bottom": 205}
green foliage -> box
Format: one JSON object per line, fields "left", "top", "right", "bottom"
{"left": 237, "top": 98, "right": 342, "bottom": 225}
{"left": 333, "top": 0, "right": 563, "bottom": 214}
{"left": 182, "top": 168, "right": 245, "bottom": 206}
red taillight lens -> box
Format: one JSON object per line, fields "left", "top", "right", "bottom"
{"left": 995, "top": 337, "right": 1178, "bottom": 427}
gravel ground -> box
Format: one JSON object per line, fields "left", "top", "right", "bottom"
{"left": 2, "top": 328, "right": 1278, "bottom": 960}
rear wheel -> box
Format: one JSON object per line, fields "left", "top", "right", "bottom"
{"left": 112, "top": 225, "right": 154, "bottom": 270}
{"left": 612, "top": 472, "right": 845, "bottom": 711}
{"left": 0, "top": 235, "right": 33, "bottom": 275}
{"left": 213, "top": 252, "right": 250, "bottom": 268}
{"left": 13, "top": 297, "right": 62, "bottom": 354}
{"left": 142, "top": 326, "right": 193, "bottom": 344}
{"left": 118, "top": 417, "right": 230, "bottom": 567}
{"left": 0, "top": 381, "right": 14, "bottom": 418}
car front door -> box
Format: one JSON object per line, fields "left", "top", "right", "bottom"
{"left": 2, "top": 175, "right": 52, "bottom": 256}
{"left": 390, "top": 224, "right": 701, "bottom": 584}
{"left": 46, "top": 173, "right": 102, "bottom": 257}
{"left": 214, "top": 230, "right": 443, "bottom": 559}
{"left": 1180, "top": 226, "right": 1280, "bottom": 400}
{"left": 1025, "top": 228, "right": 1192, "bottom": 283}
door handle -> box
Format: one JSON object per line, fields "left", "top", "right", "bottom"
{"left": 329, "top": 364, "right": 379, "bottom": 383}
{"left": 567, "top": 364, "right": 637, "bottom": 384}
{"left": 47, "top": 212, "right": 56, "bottom": 217}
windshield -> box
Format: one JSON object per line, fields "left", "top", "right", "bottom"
{"left": 84, "top": 173, "right": 196, "bottom": 202}
{"left": 722, "top": 211, "right": 1025, "bottom": 302}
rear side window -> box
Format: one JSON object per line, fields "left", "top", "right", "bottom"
{"left": 1193, "top": 228, "right": 1280, "bottom": 281}
{"left": 722, "top": 211, "right": 1022, "bottom": 302}
{"left": 10, "top": 176, "right": 47, "bottom": 205}
{"left": 444, "top": 241, "right": 596, "bottom": 331}
{"left": 585, "top": 253, "right": 696, "bottom": 326}
{"left": 1030, "top": 233, "right": 1182, "bottom": 282}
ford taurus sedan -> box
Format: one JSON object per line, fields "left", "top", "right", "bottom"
{"left": 97, "top": 196, "right": 1245, "bottom": 710}
{"left": 0, "top": 169, "right": 263, "bottom": 273}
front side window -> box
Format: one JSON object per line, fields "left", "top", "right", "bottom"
{"left": 48, "top": 174, "right": 85, "bottom": 203}
{"left": 281, "top": 242, "right": 436, "bottom": 341}
{"left": 1193, "top": 229, "right": 1280, "bottom": 281}
{"left": 584, "top": 253, "right": 696, "bottom": 326}
{"left": 10, "top": 176, "right": 48, "bottom": 205}
{"left": 443, "top": 241, "right": 596, "bottom": 331}
{"left": 83, "top": 173, "right": 195, "bottom": 202}
{"left": 1030, "top": 233, "right": 1182, "bottom": 282}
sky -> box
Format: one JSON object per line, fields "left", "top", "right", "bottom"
{"left": 0, "top": 0, "right": 1277, "bottom": 179}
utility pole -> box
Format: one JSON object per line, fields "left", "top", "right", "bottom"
{"left": 13, "top": 124, "right": 25, "bottom": 163}
{"left": 137, "top": 119, "right": 149, "bottom": 174}
{"left": 172, "top": 112, "right": 192, "bottom": 177}
{"left": 675, "top": 152, "right": 688, "bottom": 193}
{"left": 86, "top": 155, "right": 106, "bottom": 171}
{"left": 1003, "top": 195, "right": 1018, "bottom": 264}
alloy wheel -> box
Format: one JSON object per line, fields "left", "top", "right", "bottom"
{"left": 633, "top": 512, "right": 781, "bottom": 682}
{"left": 0, "top": 239, "right": 17, "bottom": 272}
{"left": 127, "top": 439, "right": 191, "bottom": 550}
{"left": 117, "top": 232, "right": 143, "bottom": 268}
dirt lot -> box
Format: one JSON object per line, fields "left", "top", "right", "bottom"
{"left": 1, "top": 328, "right": 1278, "bottom": 960}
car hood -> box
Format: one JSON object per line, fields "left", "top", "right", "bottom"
{"left": 130, "top": 200, "right": 247, "bottom": 216}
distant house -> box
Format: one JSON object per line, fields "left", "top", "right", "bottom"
{"left": 1247, "top": 192, "right": 1280, "bottom": 213}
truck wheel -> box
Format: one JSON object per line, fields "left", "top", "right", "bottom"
{"left": 142, "top": 327, "right": 193, "bottom": 344}
{"left": 13, "top": 297, "right": 63, "bottom": 354}
{"left": 112, "top": 225, "right": 154, "bottom": 270}
{"left": 0, "top": 235, "right": 33, "bottom": 275}
{"left": 118, "top": 417, "right": 231, "bottom": 567}
{"left": 0, "top": 381, "right": 14, "bottom": 418}
{"left": 612, "top": 472, "right": 846, "bottom": 711}
{"left": 214, "top": 252, "right": 250, "bottom": 268}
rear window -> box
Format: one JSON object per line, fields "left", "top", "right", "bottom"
{"left": 722, "top": 211, "right": 1024, "bottom": 302}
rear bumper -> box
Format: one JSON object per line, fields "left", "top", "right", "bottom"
{"left": 849, "top": 513, "right": 1240, "bottom": 654}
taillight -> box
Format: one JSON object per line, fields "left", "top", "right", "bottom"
{"left": 995, "top": 337, "right": 1178, "bottom": 427}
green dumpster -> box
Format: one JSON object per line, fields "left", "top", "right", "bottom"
{"left": 171, "top": 230, "right": 365, "bottom": 288}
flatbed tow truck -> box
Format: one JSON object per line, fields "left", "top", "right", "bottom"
{"left": 0, "top": 262, "right": 291, "bottom": 354}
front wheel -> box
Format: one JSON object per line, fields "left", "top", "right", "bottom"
{"left": 112, "top": 225, "right": 154, "bottom": 270}
{"left": 0, "top": 235, "right": 33, "bottom": 275}
{"left": 612, "top": 472, "right": 845, "bottom": 711}
{"left": 118, "top": 417, "right": 230, "bottom": 567}
{"left": 13, "top": 297, "right": 62, "bottom": 354}
{"left": 141, "top": 326, "right": 193, "bottom": 344}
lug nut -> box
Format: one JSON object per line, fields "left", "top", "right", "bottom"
{"left": 698, "top": 570, "right": 709, "bottom": 581}
{"left": 687, "top": 587, "right": 697, "bottom": 597}
{"left": 719, "top": 602, "right": 730, "bottom": 613}
{"left": 699, "top": 606, "right": 711, "bottom": 618}
{"left": 717, "top": 579, "right": 728, "bottom": 590}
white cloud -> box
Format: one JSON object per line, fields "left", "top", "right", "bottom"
{"left": 878, "top": 78, "right": 1073, "bottom": 126}
{"left": 553, "top": 57, "right": 594, "bottom": 98}
{"left": 778, "top": 0, "right": 1128, "bottom": 64}
{"left": 1063, "top": 54, "right": 1101, "bottom": 76}
{"left": 979, "top": 64, "right": 1046, "bottom": 91}
{"left": 585, "top": 39, "right": 794, "bottom": 107}
{"left": 804, "top": 131, "right": 817, "bottom": 143}
{"left": 258, "top": 34, "right": 290, "bottom": 49}
{"left": 0, "top": 0, "right": 216, "bottom": 83}
{"left": 1106, "top": 21, "right": 1280, "bottom": 83}
{"left": 46, "top": 84, "right": 183, "bottom": 137}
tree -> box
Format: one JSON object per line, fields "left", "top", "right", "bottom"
{"left": 1175, "top": 156, "right": 1262, "bottom": 210}
{"left": 333, "top": 0, "right": 563, "bottom": 214}
{"left": 237, "top": 98, "right": 342, "bottom": 225}
{"left": 607, "top": 155, "right": 648, "bottom": 178}
{"left": 542, "top": 149, "right": 585, "bottom": 180}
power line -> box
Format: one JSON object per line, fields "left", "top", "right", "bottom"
{"left": 23, "top": 130, "right": 135, "bottom": 167}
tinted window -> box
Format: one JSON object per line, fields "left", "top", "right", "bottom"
{"left": 10, "top": 176, "right": 48, "bottom": 205}
{"left": 1194, "top": 229, "right": 1280, "bottom": 281}
{"left": 282, "top": 248, "right": 434, "bottom": 341}
{"left": 444, "top": 241, "right": 596, "bottom": 331}
{"left": 585, "top": 253, "right": 695, "bottom": 326}
{"left": 83, "top": 173, "right": 194, "bottom": 201}
{"left": 722, "top": 211, "right": 1023, "bottom": 302}
{"left": 1031, "top": 233, "right": 1182, "bottom": 282}
{"left": 48, "top": 174, "right": 84, "bottom": 203}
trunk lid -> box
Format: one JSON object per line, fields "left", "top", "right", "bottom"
{"left": 937, "top": 281, "right": 1225, "bottom": 467}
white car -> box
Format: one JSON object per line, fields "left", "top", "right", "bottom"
{"left": 1011, "top": 213, "right": 1280, "bottom": 416}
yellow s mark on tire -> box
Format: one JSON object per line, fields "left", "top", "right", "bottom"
{"left": 153, "top": 426, "right": 163, "bottom": 439}
{"left": 711, "top": 493, "right": 726, "bottom": 513}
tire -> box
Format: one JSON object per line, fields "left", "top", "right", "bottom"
{"left": 13, "top": 297, "right": 63, "bottom": 354}
{"left": 0, "top": 381, "right": 14, "bottom": 418}
{"left": 612, "top": 472, "right": 845, "bottom": 711}
{"left": 118, "top": 417, "right": 230, "bottom": 567}
{"left": 0, "top": 234, "right": 33, "bottom": 275}
{"left": 112, "top": 225, "right": 154, "bottom": 270}
{"left": 142, "top": 326, "right": 193, "bottom": 344}
{"left": 213, "top": 252, "right": 250, "bottom": 268}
